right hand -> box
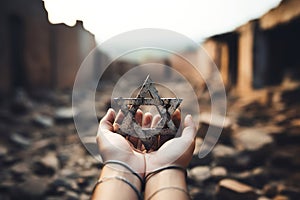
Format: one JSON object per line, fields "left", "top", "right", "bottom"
{"left": 143, "top": 111, "right": 197, "bottom": 175}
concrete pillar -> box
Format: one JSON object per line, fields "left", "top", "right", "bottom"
{"left": 237, "top": 22, "right": 254, "bottom": 93}
{"left": 24, "top": 18, "right": 52, "bottom": 90}
{"left": 220, "top": 43, "right": 229, "bottom": 86}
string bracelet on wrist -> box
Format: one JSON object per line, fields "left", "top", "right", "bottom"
{"left": 145, "top": 165, "right": 187, "bottom": 183}
{"left": 92, "top": 176, "right": 143, "bottom": 200}
{"left": 103, "top": 160, "right": 144, "bottom": 186}
{"left": 147, "top": 186, "right": 191, "bottom": 200}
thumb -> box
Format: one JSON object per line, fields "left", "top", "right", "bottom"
{"left": 99, "top": 108, "right": 116, "bottom": 132}
{"left": 181, "top": 115, "right": 197, "bottom": 140}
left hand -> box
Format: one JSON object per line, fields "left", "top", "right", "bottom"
{"left": 96, "top": 108, "right": 145, "bottom": 177}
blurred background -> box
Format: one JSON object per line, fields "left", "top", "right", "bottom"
{"left": 0, "top": 0, "right": 300, "bottom": 199}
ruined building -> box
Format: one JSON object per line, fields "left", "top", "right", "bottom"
{"left": 203, "top": 0, "right": 300, "bottom": 93}
{"left": 0, "top": 0, "right": 96, "bottom": 95}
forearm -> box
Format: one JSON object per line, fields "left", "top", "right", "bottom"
{"left": 145, "top": 169, "right": 189, "bottom": 200}
{"left": 92, "top": 164, "right": 142, "bottom": 200}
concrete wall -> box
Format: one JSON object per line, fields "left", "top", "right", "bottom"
{"left": 260, "top": 0, "right": 300, "bottom": 30}
{"left": 202, "top": 0, "right": 300, "bottom": 93}
{"left": 0, "top": 0, "right": 96, "bottom": 94}
{"left": 202, "top": 33, "right": 238, "bottom": 90}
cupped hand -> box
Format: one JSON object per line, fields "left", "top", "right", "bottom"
{"left": 144, "top": 111, "right": 197, "bottom": 174}
{"left": 96, "top": 108, "right": 145, "bottom": 176}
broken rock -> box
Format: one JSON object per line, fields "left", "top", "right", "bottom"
{"left": 11, "top": 175, "right": 50, "bottom": 199}
{"left": 55, "top": 107, "right": 77, "bottom": 123}
{"left": 211, "top": 166, "right": 227, "bottom": 179}
{"left": 10, "top": 133, "right": 31, "bottom": 147}
{"left": 198, "top": 112, "right": 232, "bottom": 143}
{"left": 212, "top": 144, "right": 238, "bottom": 166}
{"left": 34, "top": 152, "right": 59, "bottom": 176}
{"left": 189, "top": 166, "right": 211, "bottom": 183}
{"left": 217, "top": 179, "right": 258, "bottom": 200}
{"left": 10, "top": 89, "right": 32, "bottom": 115}
{"left": 0, "top": 145, "right": 8, "bottom": 157}
{"left": 33, "top": 114, "right": 54, "bottom": 128}
{"left": 232, "top": 128, "right": 274, "bottom": 152}
{"left": 11, "top": 162, "right": 30, "bottom": 176}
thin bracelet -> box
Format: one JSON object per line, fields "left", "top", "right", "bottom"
{"left": 104, "top": 160, "right": 144, "bottom": 185}
{"left": 92, "top": 176, "right": 143, "bottom": 200}
{"left": 147, "top": 186, "right": 191, "bottom": 200}
{"left": 145, "top": 166, "right": 187, "bottom": 183}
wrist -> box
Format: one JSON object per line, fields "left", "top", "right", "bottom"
{"left": 145, "top": 168, "right": 188, "bottom": 200}
{"left": 100, "top": 164, "right": 142, "bottom": 190}
{"left": 146, "top": 167, "right": 187, "bottom": 189}
{"left": 92, "top": 165, "right": 143, "bottom": 200}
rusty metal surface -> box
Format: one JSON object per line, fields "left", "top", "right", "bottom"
{"left": 113, "top": 75, "right": 182, "bottom": 151}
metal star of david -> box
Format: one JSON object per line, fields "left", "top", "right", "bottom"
{"left": 113, "top": 75, "right": 182, "bottom": 151}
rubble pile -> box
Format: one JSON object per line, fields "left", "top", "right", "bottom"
{"left": 189, "top": 83, "right": 300, "bottom": 200}
{"left": 0, "top": 83, "right": 299, "bottom": 200}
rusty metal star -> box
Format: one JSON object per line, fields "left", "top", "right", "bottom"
{"left": 113, "top": 75, "right": 182, "bottom": 151}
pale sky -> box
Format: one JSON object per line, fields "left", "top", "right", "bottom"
{"left": 47, "top": 1, "right": 282, "bottom": 156}
{"left": 43, "top": 0, "right": 282, "bottom": 45}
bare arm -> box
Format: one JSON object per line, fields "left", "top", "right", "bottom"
{"left": 145, "top": 168, "right": 189, "bottom": 200}
{"left": 92, "top": 163, "right": 142, "bottom": 200}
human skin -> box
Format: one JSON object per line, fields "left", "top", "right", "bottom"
{"left": 92, "top": 108, "right": 196, "bottom": 200}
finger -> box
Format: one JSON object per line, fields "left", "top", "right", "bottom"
{"left": 141, "top": 143, "right": 146, "bottom": 152}
{"left": 113, "top": 110, "right": 124, "bottom": 132}
{"left": 115, "top": 110, "right": 124, "bottom": 124}
{"left": 184, "top": 114, "right": 195, "bottom": 128}
{"left": 151, "top": 115, "right": 161, "bottom": 128}
{"left": 99, "top": 108, "right": 116, "bottom": 132}
{"left": 132, "top": 142, "right": 145, "bottom": 153}
{"left": 135, "top": 109, "right": 143, "bottom": 126}
{"left": 127, "top": 136, "right": 139, "bottom": 148}
{"left": 172, "top": 109, "right": 181, "bottom": 128}
{"left": 181, "top": 115, "right": 197, "bottom": 140}
{"left": 143, "top": 112, "right": 153, "bottom": 128}
{"left": 137, "top": 139, "right": 142, "bottom": 150}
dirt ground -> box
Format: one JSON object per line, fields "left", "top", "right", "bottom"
{"left": 0, "top": 79, "right": 300, "bottom": 200}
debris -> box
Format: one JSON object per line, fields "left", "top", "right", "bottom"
{"left": 232, "top": 129, "right": 274, "bottom": 152}
{"left": 200, "top": 112, "right": 232, "bottom": 128}
{"left": 212, "top": 144, "right": 238, "bottom": 166}
{"left": 34, "top": 152, "right": 59, "bottom": 176}
{"left": 217, "top": 179, "right": 258, "bottom": 200}
{"left": 1, "top": 75, "right": 300, "bottom": 200}
{"left": 11, "top": 162, "right": 30, "bottom": 175}
{"left": 12, "top": 175, "right": 50, "bottom": 199}
{"left": 55, "top": 107, "right": 77, "bottom": 123}
{"left": 65, "top": 191, "right": 79, "bottom": 200}
{"left": 0, "top": 145, "right": 8, "bottom": 157}
{"left": 189, "top": 166, "right": 211, "bottom": 183}
{"left": 198, "top": 112, "right": 232, "bottom": 143}
{"left": 10, "top": 89, "right": 32, "bottom": 115}
{"left": 211, "top": 166, "right": 227, "bottom": 178}
{"left": 10, "top": 133, "right": 31, "bottom": 147}
{"left": 33, "top": 114, "right": 54, "bottom": 128}
{"left": 263, "top": 182, "right": 279, "bottom": 198}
